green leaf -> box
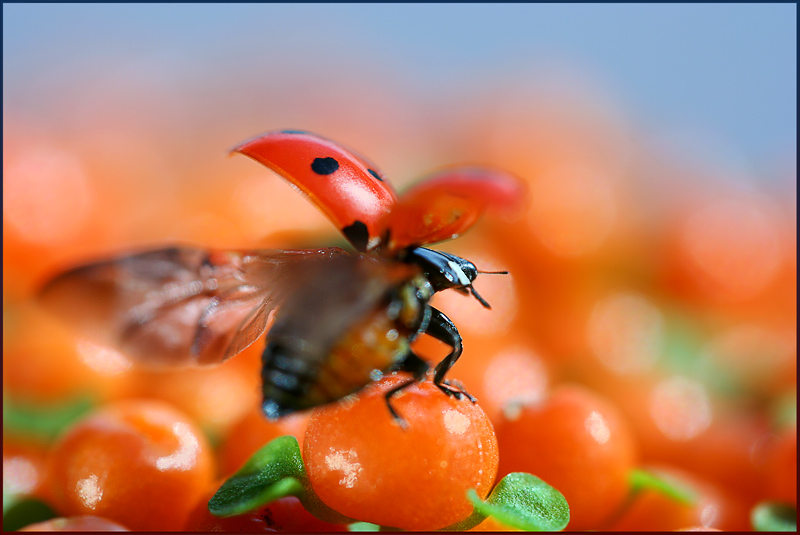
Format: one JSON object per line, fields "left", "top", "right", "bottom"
{"left": 3, "top": 395, "right": 94, "bottom": 443}
{"left": 658, "top": 309, "right": 753, "bottom": 400}
{"left": 771, "top": 392, "right": 797, "bottom": 430}
{"left": 3, "top": 492, "right": 16, "bottom": 517}
{"left": 209, "top": 435, "right": 352, "bottom": 525}
{"left": 751, "top": 502, "right": 797, "bottom": 531}
{"left": 439, "top": 503, "right": 488, "bottom": 531}
{"left": 629, "top": 469, "right": 698, "bottom": 506}
{"left": 209, "top": 435, "right": 306, "bottom": 517}
{"left": 348, "top": 521, "right": 382, "bottom": 531}
{"left": 2, "top": 497, "right": 57, "bottom": 532}
{"left": 464, "top": 472, "right": 570, "bottom": 531}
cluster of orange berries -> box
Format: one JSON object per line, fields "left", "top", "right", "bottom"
{"left": 4, "top": 95, "right": 796, "bottom": 531}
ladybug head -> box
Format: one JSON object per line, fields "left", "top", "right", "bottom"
{"left": 401, "top": 247, "right": 507, "bottom": 309}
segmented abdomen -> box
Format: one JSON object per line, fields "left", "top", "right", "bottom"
{"left": 260, "top": 308, "right": 409, "bottom": 418}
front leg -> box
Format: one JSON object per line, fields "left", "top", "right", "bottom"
{"left": 425, "top": 307, "right": 476, "bottom": 403}
{"left": 383, "top": 351, "right": 430, "bottom": 426}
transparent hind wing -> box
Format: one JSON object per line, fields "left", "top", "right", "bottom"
{"left": 219, "top": 297, "right": 274, "bottom": 362}
{"left": 37, "top": 246, "right": 348, "bottom": 367}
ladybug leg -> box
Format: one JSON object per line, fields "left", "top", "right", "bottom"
{"left": 440, "top": 377, "right": 477, "bottom": 403}
{"left": 426, "top": 307, "right": 477, "bottom": 403}
{"left": 384, "top": 352, "right": 430, "bottom": 428}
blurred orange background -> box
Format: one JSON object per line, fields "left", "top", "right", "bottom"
{"left": 3, "top": 4, "right": 796, "bottom": 531}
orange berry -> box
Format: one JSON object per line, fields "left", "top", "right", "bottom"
{"left": 218, "top": 407, "right": 309, "bottom": 477}
{"left": 4, "top": 437, "right": 50, "bottom": 503}
{"left": 3, "top": 303, "right": 133, "bottom": 404}
{"left": 126, "top": 342, "right": 262, "bottom": 439}
{"left": 495, "top": 383, "right": 637, "bottom": 530}
{"left": 450, "top": 336, "right": 551, "bottom": 426}
{"left": 303, "top": 375, "right": 498, "bottom": 530}
{"left": 764, "top": 425, "right": 797, "bottom": 506}
{"left": 46, "top": 399, "right": 215, "bottom": 530}
{"left": 610, "top": 466, "right": 750, "bottom": 531}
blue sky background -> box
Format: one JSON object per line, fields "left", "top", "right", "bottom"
{"left": 4, "top": 3, "right": 796, "bottom": 170}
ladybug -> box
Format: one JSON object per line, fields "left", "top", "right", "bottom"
{"left": 37, "top": 130, "right": 527, "bottom": 423}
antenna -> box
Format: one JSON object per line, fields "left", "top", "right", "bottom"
{"left": 470, "top": 266, "right": 509, "bottom": 309}
{"left": 477, "top": 269, "right": 509, "bottom": 275}
{"left": 469, "top": 286, "right": 492, "bottom": 309}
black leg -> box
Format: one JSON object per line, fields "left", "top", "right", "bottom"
{"left": 426, "top": 307, "right": 476, "bottom": 403}
{"left": 383, "top": 352, "right": 430, "bottom": 428}
{"left": 426, "top": 307, "right": 462, "bottom": 383}
{"left": 395, "top": 350, "right": 430, "bottom": 378}
{"left": 383, "top": 379, "right": 413, "bottom": 427}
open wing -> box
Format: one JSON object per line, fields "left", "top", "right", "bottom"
{"left": 36, "top": 246, "right": 350, "bottom": 367}
{"left": 233, "top": 130, "right": 399, "bottom": 252}
{"left": 381, "top": 166, "right": 528, "bottom": 251}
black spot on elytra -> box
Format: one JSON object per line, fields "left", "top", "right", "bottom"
{"left": 342, "top": 220, "right": 370, "bottom": 251}
{"left": 368, "top": 168, "right": 384, "bottom": 182}
{"left": 311, "top": 157, "right": 339, "bottom": 175}
{"left": 280, "top": 129, "right": 308, "bottom": 135}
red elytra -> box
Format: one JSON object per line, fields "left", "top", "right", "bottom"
{"left": 232, "top": 130, "right": 398, "bottom": 252}
{"left": 381, "top": 166, "right": 528, "bottom": 251}
{"left": 233, "top": 130, "right": 527, "bottom": 252}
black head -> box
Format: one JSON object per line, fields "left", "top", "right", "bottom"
{"left": 400, "top": 247, "right": 507, "bottom": 309}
